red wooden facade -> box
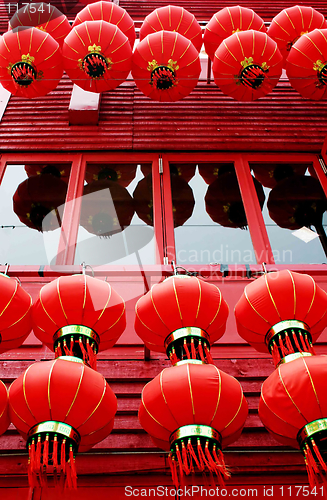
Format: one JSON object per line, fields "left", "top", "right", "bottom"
{"left": 0, "top": 0, "right": 327, "bottom": 498}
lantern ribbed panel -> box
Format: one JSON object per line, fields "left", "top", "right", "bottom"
{"left": 235, "top": 270, "right": 327, "bottom": 353}
{"left": 32, "top": 274, "right": 126, "bottom": 352}
{"left": 72, "top": 1, "right": 135, "bottom": 49}
{"left": 204, "top": 6, "right": 266, "bottom": 60}
{"left": 140, "top": 5, "right": 202, "bottom": 52}
{"left": 135, "top": 275, "right": 229, "bottom": 353}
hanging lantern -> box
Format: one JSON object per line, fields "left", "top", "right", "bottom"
{"left": 204, "top": 6, "right": 266, "bottom": 61}
{"left": 0, "top": 273, "right": 32, "bottom": 353}
{"left": 135, "top": 275, "right": 228, "bottom": 363}
{"left": 9, "top": 357, "right": 117, "bottom": 488}
{"left": 286, "top": 29, "right": 327, "bottom": 100}
{"left": 13, "top": 174, "right": 67, "bottom": 232}
{"left": 198, "top": 162, "right": 237, "bottom": 185}
{"left": 267, "top": 174, "right": 327, "bottom": 257}
{"left": 259, "top": 355, "right": 327, "bottom": 488}
{"left": 25, "top": 164, "right": 71, "bottom": 183}
{"left": 133, "top": 174, "right": 194, "bottom": 227}
{"left": 141, "top": 163, "right": 196, "bottom": 183}
{"left": 205, "top": 169, "right": 265, "bottom": 228}
{"left": 140, "top": 5, "right": 202, "bottom": 52}
{"left": 234, "top": 270, "right": 327, "bottom": 363}
{"left": 251, "top": 162, "right": 309, "bottom": 189}
{"left": 72, "top": 2, "right": 135, "bottom": 49}
{"left": 268, "top": 6, "right": 327, "bottom": 66}
{"left": 0, "top": 27, "right": 63, "bottom": 98}
{"left": 212, "top": 30, "right": 283, "bottom": 101}
{"left": 9, "top": 3, "right": 71, "bottom": 47}
{"left": 63, "top": 21, "right": 132, "bottom": 93}
{"left": 32, "top": 274, "right": 126, "bottom": 367}
{"left": 132, "top": 31, "right": 201, "bottom": 102}
{"left": 139, "top": 362, "right": 248, "bottom": 488}
{"left": 84, "top": 163, "right": 137, "bottom": 186}
{"left": 79, "top": 179, "right": 135, "bottom": 239}
{"left": 0, "top": 381, "right": 9, "bottom": 436}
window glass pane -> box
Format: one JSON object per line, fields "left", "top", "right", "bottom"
{"left": 0, "top": 163, "right": 70, "bottom": 264}
{"left": 250, "top": 161, "right": 327, "bottom": 264}
{"left": 74, "top": 162, "right": 156, "bottom": 265}
{"left": 172, "top": 162, "right": 257, "bottom": 265}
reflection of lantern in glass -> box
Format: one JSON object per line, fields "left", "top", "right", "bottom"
{"left": 251, "top": 162, "right": 309, "bottom": 189}
{"left": 0, "top": 27, "right": 63, "bottom": 98}
{"left": 13, "top": 174, "right": 67, "bottom": 232}
{"left": 32, "top": 274, "right": 126, "bottom": 365}
{"left": 79, "top": 179, "right": 135, "bottom": 238}
{"left": 139, "top": 363, "right": 248, "bottom": 488}
{"left": 286, "top": 29, "right": 327, "bottom": 100}
{"left": 0, "top": 273, "right": 32, "bottom": 353}
{"left": 132, "top": 31, "right": 201, "bottom": 102}
{"left": 268, "top": 6, "right": 327, "bottom": 65}
{"left": 133, "top": 174, "right": 194, "bottom": 227}
{"left": 63, "top": 21, "right": 132, "bottom": 93}
{"left": 204, "top": 6, "right": 266, "bottom": 60}
{"left": 9, "top": 358, "right": 117, "bottom": 488}
{"left": 25, "top": 164, "right": 71, "bottom": 183}
{"left": 140, "top": 5, "right": 202, "bottom": 52}
{"left": 235, "top": 269, "right": 327, "bottom": 359}
{"left": 198, "top": 163, "right": 235, "bottom": 185}
{"left": 212, "top": 30, "right": 283, "bottom": 101}
{"left": 135, "top": 275, "right": 228, "bottom": 362}
{"left": 84, "top": 164, "right": 137, "bottom": 186}
{"left": 260, "top": 355, "right": 327, "bottom": 489}
{"left": 73, "top": 1, "right": 135, "bottom": 49}
{"left": 205, "top": 170, "right": 265, "bottom": 228}
{"left": 141, "top": 164, "right": 196, "bottom": 183}
{"left": 9, "top": 3, "right": 71, "bottom": 47}
{"left": 267, "top": 175, "right": 327, "bottom": 256}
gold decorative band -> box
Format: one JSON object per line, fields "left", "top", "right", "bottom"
{"left": 170, "top": 424, "right": 221, "bottom": 445}
{"left": 164, "top": 327, "right": 209, "bottom": 351}
{"left": 174, "top": 359, "right": 205, "bottom": 367}
{"left": 27, "top": 421, "right": 81, "bottom": 446}
{"left": 53, "top": 325, "right": 100, "bottom": 345}
{"left": 278, "top": 352, "right": 313, "bottom": 366}
{"left": 266, "top": 320, "right": 309, "bottom": 345}
{"left": 298, "top": 418, "right": 327, "bottom": 447}
{"left": 56, "top": 355, "right": 84, "bottom": 364}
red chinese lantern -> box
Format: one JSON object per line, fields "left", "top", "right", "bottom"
{"left": 9, "top": 3, "right": 71, "bottom": 47}
{"left": 205, "top": 170, "right": 265, "bottom": 229}
{"left": 212, "top": 30, "right": 283, "bottom": 101}
{"left": 72, "top": 2, "right": 135, "bottom": 49}
{"left": 268, "top": 6, "right": 327, "bottom": 66}
{"left": 286, "top": 29, "right": 327, "bottom": 100}
{"left": 79, "top": 179, "right": 135, "bottom": 238}
{"left": 139, "top": 363, "right": 248, "bottom": 488}
{"left": 9, "top": 357, "right": 117, "bottom": 488}
{"left": 135, "top": 275, "right": 228, "bottom": 363}
{"left": 259, "top": 355, "right": 327, "bottom": 488}
{"left": 204, "top": 6, "right": 266, "bottom": 61}
{"left": 24, "top": 164, "right": 71, "bottom": 183}
{"left": 251, "top": 162, "right": 309, "bottom": 189}
{"left": 32, "top": 274, "right": 126, "bottom": 367}
{"left": 198, "top": 162, "right": 237, "bottom": 185}
{"left": 0, "top": 27, "right": 63, "bottom": 98}
{"left": 63, "top": 21, "right": 132, "bottom": 93}
{"left": 132, "top": 31, "right": 201, "bottom": 102}
{"left": 141, "top": 163, "right": 196, "bottom": 183}
{"left": 133, "top": 174, "right": 194, "bottom": 228}
{"left": 0, "top": 381, "right": 9, "bottom": 436}
{"left": 0, "top": 273, "right": 32, "bottom": 353}
{"left": 84, "top": 163, "right": 137, "bottom": 186}
{"left": 140, "top": 5, "right": 202, "bottom": 52}
{"left": 13, "top": 174, "right": 67, "bottom": 232}
{"left": 234, "top": 270, "right": 327, "bottom": 363}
